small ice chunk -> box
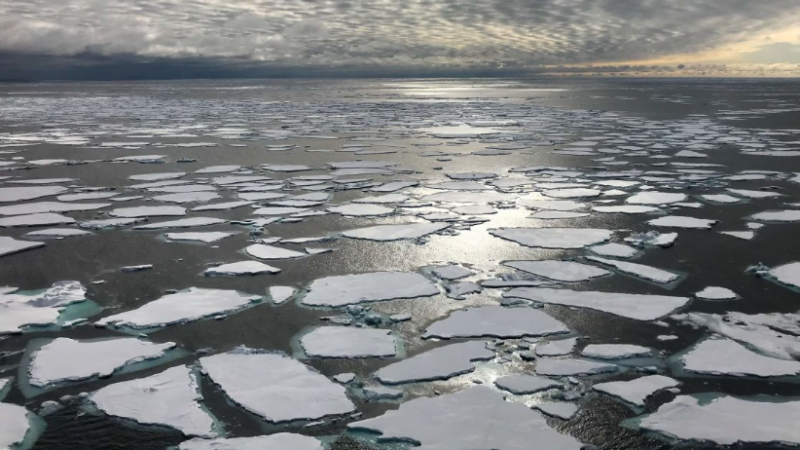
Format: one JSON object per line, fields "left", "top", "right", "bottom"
{"left": 110, "top": 206, "right": 186, "bottom": 218}
{"left": 0, "top": 186, "right": 67, "bottom": 203}
{"left": 348, "top": 387, "right": 583, "bottom": 450}
{"left": 504, "top": 288, "right": 690, "bottom": 321}
{"left": 504, "top": 260, "right": 610, "bottom": 282}
{"left": 432, "top": 265, "right": 473, "bottom": 280}
{"left": 533, "top": 402, "right": 579, "bottom": 420}
{"left": 92, "top": 365, "right": 215, "bottom": 437}
{"left": 25, "top": 228, "right": 92, "bottom": 239}
{"left": 535, "top": 358, "right": 617, "bottom": 376}
{"left": 589, "top": 243, "right": 638, "bottom": 258}
{"left": 301, "top": 272, "right": 438, "bottom": 307}
{"left": 695, "top": 286, "right": 738, "bottom": 300}
{"left": 0, "top": 213, "right": 75, "bottom": 227}
{"left": 245, "top": 244, "right": 306, "bottom": 260}
{"left": 328, "top": 204, "right": 394, "bottom": 217}
{"left": 536, "top": 338, "right": 579, "bottom": 357}
{"left": 300, "top": 327, "right": 397, "bottom": 358}
{"left": 28, "top": 337, "right": 176, "bottom": 386}
{"left": 490, "top": 228, "right": 613, "bottom": 249}
{"left": 134, "top": 217, "right": 225, "bottom": 230}
{"left": 269, "top": 286, "right": 296, "bottom": 304}
{"left": 375, "top": 341, "right": 494, "bottom": 384}
{"left": 750, "top": 210, "right": 800, "bottom": 222}
{"left": 581, "top": 344, "right": 652, "bottom": 360}
{"left": 424, "top": 306, "right": 568, "bottom": 339}
{"left": 205, "top": 261, "right": 280, "bottom": 276}
{"left": 495, "top": 375, "right": 562, "bottom": 394}
{"left": 200, "top": 349, "right": 355, "bottom": 422}
{"left": 593, "top": 375, "right": 679, "bottom": 407}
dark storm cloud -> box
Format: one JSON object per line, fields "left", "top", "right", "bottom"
{"left": 1, "top": 0, "right": 799, "bottom": 79}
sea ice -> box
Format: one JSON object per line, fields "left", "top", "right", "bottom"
{"left": 647, "top": 216, "right": 717, "bottom": 229}
{"left": 375, "top": 341, "right": 493, "bottom": 384}
{"left": 299, "top": 327, "right": 397, "bottom": 358}
{"left": 0, "top": 403, "right": 32, "bottom": 449}
{"left": 586, "top": 256, "right": 679, "bottom": 284}
{"left": 536, "top": 358, "right": 617, "bottom": 376}
{"left": 0, "top": 236, "right": 45, "bottom": 257}
{"left": 504, "top": 260, "right": 610, "bottom": 282}
{"left": 695, "top": 286, "right": 738, "bottom": 300}
{"left": 589, "top": 243, "right": 638, "bottom": 258}
{"left": 681, "top": 338, "right": 800, "bottom": 377}
{"left": 423, "top": 306, "right": 569, "bottom": 339}
{"left": 581, "top": 344, "right": 652, "bottom": 360}
{"left": 593, "top": 375, "right": 679, "bottom": 408}
{"left": 494, "top": 375, "right": 562, "bottom": 394}
{"left": 205, "top": 261, "right": 280, "bottom": 276}
{"left": 536, "top": 338, "right": 579, "bottom": 357}
{"left": 768, "top": 262, "right": 800, "bottom": 289}
{"left": 134, "top": 217, "right": 226, "bottom": 230}
{"left": 109, "top": 206, "right": 186, "bottom": 218}
{"left": 301, "top": 272, "right": 438, "bottom": 307}
{"left": 164, "top": 232, "right": 235, "bottom": 243}
{"left": 490, "top": 228, "right": 613, "bottom": 249}
{"left": 178, "top": 434, "right": 323, "bottom": 450}
{"left": 245, "top": 244, "right": 306, "bottom": 260}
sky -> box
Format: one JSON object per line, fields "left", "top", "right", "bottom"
{"left": 2, "top": 0, "right": 800, "bottom": 80}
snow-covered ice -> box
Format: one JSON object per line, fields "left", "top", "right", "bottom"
{"left": 681, "top": 338, "right": 800, "bottom": 377}
{"left": 490, "top": 228, "right": 613, "bottom": 249}
{"left": 205, "top": 261, "right": 280, "bottom": 276}
{"left": 586, "top": 256, "right": 679, "bottom": 284}
{"left": 594, "top": 375, "right": 679, "bottom": 408}
{"left": 504, "top": 260, "right": 610, "bottom": 282}
{"left": 424, "top": 306, "right": 569, "bottom": 339}
{"left": 581, "top": 344, "right": 652, "bottom": 360}
{"left": 375, "top": 341, "right": 494, "bottom": 384}
{"left": 299, "top": 327, "right": 397, "bottom": 358}
{"left": 536, "top": 358, "right": 617, "bottom": 376}
{"left": 301, "top": 272, "right": 438, "bottom": 307}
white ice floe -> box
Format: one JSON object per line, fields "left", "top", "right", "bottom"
{"left": 586, "top": 256, "right": 679, "bottom": 284}
{"left": 681, "top": 312, "right": 800, "bottom": 361}
{"left": 0, "top": 403, "right": 31, "bottom": 449}
{"left": 544, "top": 188, "right": 601, "bottom": 199}
{"left": 349, "top": 386, "right": 583, "bottom": 450}
{"left": 28, "top": 337, "right": 176, "bottom": 386}
{"left": 300, "top": 327, "right": 397, "bottom": 358}
{"left": 91, "top": 365, "right": 215, "bottom": 437}
{"left": 97, "top": 287, "right": 261, "bottom": 329}
{"left": 626, "top": 192, "right": 686, "bottom": 205}
{"left": 129, "top": 172, "right": 185, "bottom": 181}
{"left": 536, "top": 338, "right": 579, "bottom": 357}
{"left": 490, "top": 228, "right": 613, "bottom": 249}
{"left": 0, "top": 201, "right": 110, "bottom": 216}
{"left": 625, "top": 231, "right": 678, "bottom": 247}
{"left": 518, "top": 198, "right": 585, "bottom": 211}
{"left": 195, "top": 165, "right": 241, "bottom": 174}
{"left": 245, "top": 244, "right": 306, "bottom": 260}
{"left": 205, "top": 261, "right": 280, "bottom": 276}
{"left": 533, "top": 402, "right": 579, "bottom": 420}
{"left": 594, "top": 205, "right": 661, "bottom": 214}
{"left": 504, "top": 288, "right": 690, "bottom": 321}
{"left": 424, "top": 306, "right": 568, "bottom": 339}
{"left": 751, "top": 210, "right": 800, "bottom": 222}
{"left": 269, "top": 286, "right": 296, "bottom": 304}
{"left": 134, "top": 217, "right": 225, "bottom": 230}
{"left": 637, "top": 394, "right": 800, "bottom": 446}
{"left": 164, "top": 232, "right": 235, "bottom": 243}
{"left": 647, "top": 216, "right": 717, "bottom": 229}
{"left": 192, "top": 201, "right": 252, "bottom": 211}
{"left": 328, "top": 204, "right": 394, "bottom": 217}
{"left": 178, "top": 434, "right": 323, "bottom": 450}
{"left": 504, "top": 260, "right": 610, "bottom": 282}
{"left": 341, "top": 223, "right": 450, "bottom": 241}
{"left": 0, "top": 213, "right": 75, "bottom": 227}
{"left": 719, "top": 230, "right": 755, "bottom": 240}
{"left": 593, "top": 375, "right": 679, "bottom": 408}
{"left": 302, "top": 272, "right": 438, "bottom": 307}
{"left": 530, "top": 211, "right": 590, "bottom": 219}
{"left": 494, "top": 375, "right": 562, "bottom": 394}
{"left": 0, "top": 236, "right": 45, "bottom": 257}
{"left": 589, "top": 243, "right": 638, "bottom": 258}
{"left": 370, "top": 181, "right": 419, "bottom": 193}
{"left": 200, "top": 349, "right": 355, "bottom": 422}
{"left": 701, "top": 194, "right": 740, "bottom": 204}
{"left": 375, "top": 341, "right": 493, "bottom": 384}
{"left": 152, "top": 192, "right": 220, "bottom": 204}
{"left": 25, "top": 228, "right": 92, "bottom": 239}
{"left": 726, "top": 188, "right": 782, "bottom": 199}
{"left": 768, "top": 262, "right": 800, "bottom": 289}
{"left": 581, "top": 344, "right": 652, "bottom": 360}
{"left": 0, "top": 186, "right": 67, "bottom": 203}
{"left": 353, "top": 194, "right": 409, "bottom": 204}
{"left": 536, "top": 358, "right": 617, "bottom": 376}
{"left": 78, "top": 218, "right": 143, "bottom": 229}
{"left": 695, "top": 286, "right": 738, "bottom": 300}
{"left": 681, "top": 338, "right": 800, "bottom": 377}
{"left": 109, "top": 206, "right": 186, "bottom": 218}
{"left": 431, "top": 265, "right": 473, "bottom": 280}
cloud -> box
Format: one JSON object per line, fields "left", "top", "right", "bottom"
{"left": 1, "top": 0, "right": 800, "bottom": 78}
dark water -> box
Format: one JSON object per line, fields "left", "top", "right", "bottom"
{"left": 0, "top": 77, "right": 799, "bottom": 450}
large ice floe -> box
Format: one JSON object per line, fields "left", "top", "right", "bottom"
{"left": 503, "top": 260, "right": 610, "bottom": 282}
{"left": 504, "top": 288, "right": 690, "bottom": 320}
{"left": 199, "top": 348, "right": 355, "bottom": 422}
{"left": 634, "top": 394, "right": 800, "bottom": 446}
{"left": 375, "top": 341, "right": 494, "bottom": 384}
{"left": 298, "top": 327, "right": 397, "bottom": 358}
{"left": 349, "top": 386, "right": 583, "bottom": 450}
{"left": 423, "top": 306, "right": 568, "bottom": 339}
{"left": 301, "top": 272, "right": 438, "bottom": 307}
{"left": 91, "top": 365, "right": 216, "bottom": 437}
{"left": 178, "top": 434, "right": 323, "bottom": 450}
{"left": 97, "top": 287, "right": 261, "bottom": 329}
{"left": 490, "top": 228, "right": 613, "bottom": 249}
{"left": 28, "top": 337, "right": 176, "bottom": 387}
{"left": 679, "top": 337, "right": 800, "bottom": 377}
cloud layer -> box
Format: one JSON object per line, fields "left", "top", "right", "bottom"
{"left": 2, "top": 0, "right": 800, "bottom": 78}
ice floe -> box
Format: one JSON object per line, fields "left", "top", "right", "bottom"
{"left": 424, "top": 306, "right": 568, "bottom": 339}
{"left": 301, "top": 272, "right": 438, "bottom": 307}
{"left": 536, "top": 358, "right": 617, "bottom": 376}
{"left": 205, "top": 261, "right": 280, "bottom": 276}
{"left": 490, "top": 228, "right": 613, "bottom": 249}
{"left": 299, "top": 327, "right": 397, "bottom": 358}
{"left": 0, "top": 236, "right": 45, "bottom": 257}
{"left": 375, "top": 341, "right": 493, "bottom": 384}
{"left": 504, "top": 260, "right": 610, "bottom": 282}
{"left": 680, "top": 338, "right": 800, "bottom": 377}
{"left": 494, "top": 375, "right": 562, "bottom": 394}
{"left": 178, "top": 434, "right": 323, "bottom": 450}
{"left": 581, "top": 344, "right": 652, "bottom": 360}
{"left": 593, "top": 375, "right": 679, "bottom": 408}
{"left": 586, "top": 256, "right": 679, "bottom": 284}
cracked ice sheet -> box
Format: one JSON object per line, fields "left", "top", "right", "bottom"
{"left": 200, "top": 349, "right": 354, "bottom": 422}
{"left": 423, "top": 306, "right": 568, "bottom": 339}
{"left": 0, "top": 403, "right": 32, "bottom": 449}
{"left": 96, "top": 287, "right": 261, "bottom": 329}
{"left": 301, "top": 272, "right": 438, "bottom": 307}
{"left": 0, "top": 236, "right": 45, "bottom": 257}
{"left": 593, "top": 375, "right": 679, "bottom": 408}
{"left": 299, "top": 327, "right": 397, "bottom": 358}
{"left": 635, "top": 394, "right": 800, "bottom": 446}
{"left": 681, "top": 338, "right": 800, "bottom": 377}
{"left": 178, "top": 434, "right": 323, "bottom": 450}
{"left": 348, "top": 386, "right": 583, "bottom": 450}
{"left": 490, "top": 228, "right": 613, "bottom": 249}
{"left": 91, "top": 365, "right": 216, "bottom": 437}
{"left": 375, "top": 341, "right": 493, "bottom": 384}
{"left": 341, "top": 223, "right": 449, "bottom": 241}
{"left": 504, "top": 288, "right": 690, "bottom": 321}
{"left": 28, "top": 337, "right": 176, "bottom": 387}
{"left": 586, "top": 256, "right": 679, "bottom": 284}
{"left": 503, "top": 260, "right": 610, "bottom": 282}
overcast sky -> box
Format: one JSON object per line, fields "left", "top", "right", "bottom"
{"left": 2, "top": 0, "right": 800, "bottom": 80}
